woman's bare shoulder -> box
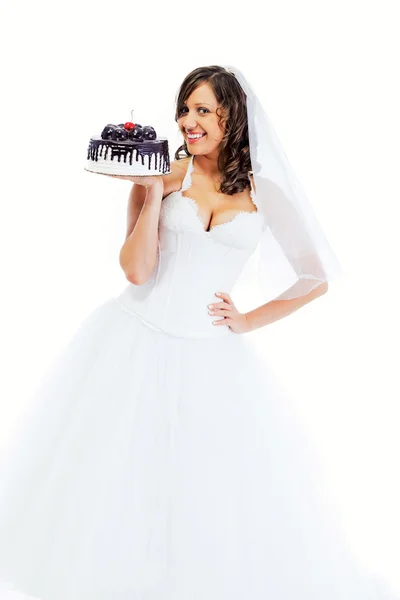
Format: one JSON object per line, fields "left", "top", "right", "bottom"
{"left": 161, "top": 156, "right": 191, "bottom": 198}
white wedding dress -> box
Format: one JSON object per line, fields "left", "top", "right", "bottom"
{"left": 0, "top": 155, "right": 397, "bottom": 600}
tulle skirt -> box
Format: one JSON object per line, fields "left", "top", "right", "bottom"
{"left": 0, "top": 297, "right": 396, "bottom": 600}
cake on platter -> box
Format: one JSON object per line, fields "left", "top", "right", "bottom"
{"left": 85, "top": 119, "right": 171, "bottom": 177}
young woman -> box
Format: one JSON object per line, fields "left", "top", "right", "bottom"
{"left": 0, "top": 65, "right": 395, "bottom": 600}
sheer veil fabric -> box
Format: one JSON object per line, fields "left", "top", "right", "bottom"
{"left": 222, "top": 64, "right": 343, "bottom": 302}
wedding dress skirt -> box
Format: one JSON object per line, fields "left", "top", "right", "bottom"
{"left": 0, "top": 294, "right": 396, "bottom": 600}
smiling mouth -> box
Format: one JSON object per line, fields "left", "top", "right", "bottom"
{"left": 186, "top": 133, "right": 206, "bottom": 143}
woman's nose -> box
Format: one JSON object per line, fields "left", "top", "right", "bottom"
{"left": 182, "top": 114, "right": 198, "bottom": 129}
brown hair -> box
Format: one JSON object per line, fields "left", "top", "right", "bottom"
{"left": 174, "top": 65, "right": 252, "bottom": 196}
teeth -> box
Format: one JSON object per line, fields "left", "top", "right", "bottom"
{"left": 188, "top": 133, "right": 205, "bottom": 139}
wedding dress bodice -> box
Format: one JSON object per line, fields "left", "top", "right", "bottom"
{"left": 116, "top": 155, "right": 265, "bottom": 339}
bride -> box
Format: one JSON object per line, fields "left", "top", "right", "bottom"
{"left": 0, "top": 65, "right": 396, "bottom": 600}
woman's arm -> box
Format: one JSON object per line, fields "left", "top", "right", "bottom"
{"left": 118, "top": 160, "right": 188, "bottom": 284}
{"left": 119, "top": 180, "right": 164, "bottom": 284}
{"left": 244, "top": 281, "right": 328, "bottom": 331}
{"left": 124, "top": 182, "right": 147, "bottom": 241}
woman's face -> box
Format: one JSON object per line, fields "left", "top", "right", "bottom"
{"left": 177, "top": 81, "right": 226, "bottom": 155}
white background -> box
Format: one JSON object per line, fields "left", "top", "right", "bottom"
{"left": 1, "top": 0, "right": 399, "bottom": 593}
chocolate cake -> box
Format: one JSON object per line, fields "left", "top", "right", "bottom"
{"left": 85, "top": 121, "right": 171, "bottom": 176}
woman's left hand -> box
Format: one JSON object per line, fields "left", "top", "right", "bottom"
{"left": 207, "top": 292, "right": 252, "bottom": 334}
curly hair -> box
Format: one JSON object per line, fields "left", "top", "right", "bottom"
{"left": 174, "top": 65, "right": 252, "bottom": 196}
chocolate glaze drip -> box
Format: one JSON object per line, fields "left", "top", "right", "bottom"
{"left": 87, "top": 137, "right": 170, "bottom": 173}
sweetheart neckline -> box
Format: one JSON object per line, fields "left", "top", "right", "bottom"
{"left": 179, "top": 192, "right": 262, "bottom": 235}
{"left": 171, "top": 154, "right": 262, "bottom": 235}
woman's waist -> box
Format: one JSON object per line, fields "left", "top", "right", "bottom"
{"left": 115, "top": 285, "right": 233, "bottom": 340}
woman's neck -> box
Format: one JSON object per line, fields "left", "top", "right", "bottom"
{"left": 192, "top": 154, "right": 221, "bottom": 182}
